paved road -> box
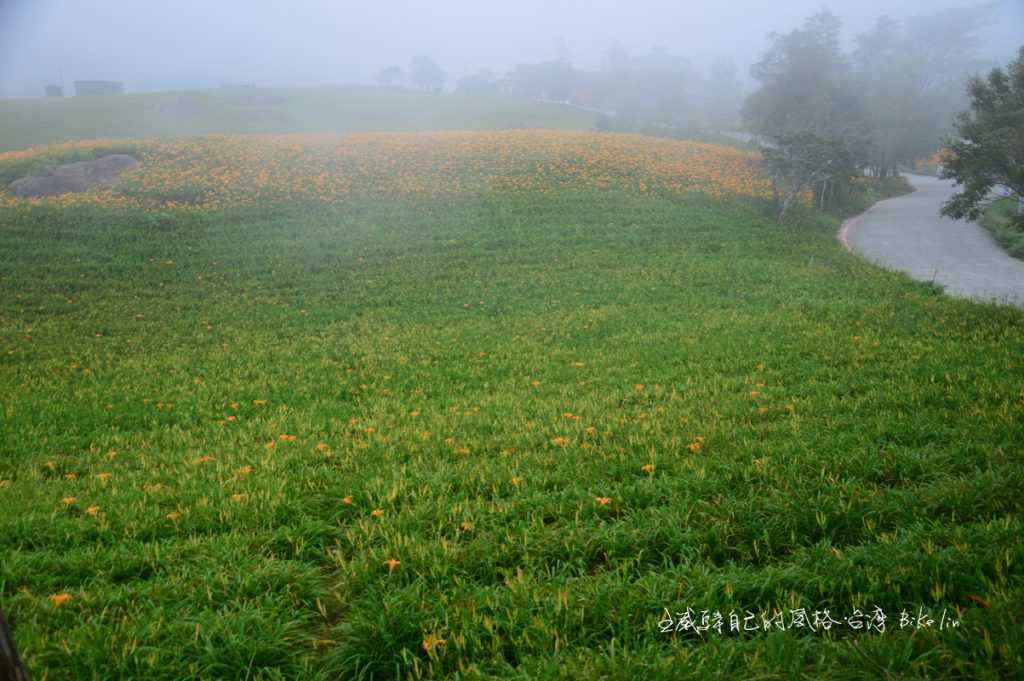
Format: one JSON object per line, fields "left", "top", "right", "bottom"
{"left": 843, "top": 173, "right": 1024, "bottom": 307}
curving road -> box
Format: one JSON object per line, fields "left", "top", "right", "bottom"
{"left": 841, "top": 173, "right": 1024, "bottom": 308}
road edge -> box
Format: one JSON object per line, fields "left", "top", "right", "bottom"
{"left": 837, "top": 178, "right": 919, "bottom": 253}
{"left": 838, "top": 209, "right": 867, "bottom": 252}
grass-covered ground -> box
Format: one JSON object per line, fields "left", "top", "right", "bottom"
{"left": 1, "top": 133, "right": 1023, "bottom": 680}
{"left": 982, "top": 198, "right": 1024, "bottom": 260}
{"left": 0, "top": 85, "right": 598, "bottom": 152}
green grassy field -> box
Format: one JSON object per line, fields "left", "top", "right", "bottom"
{"left": 1, "top": 130, "right": 1023, "bottom": 679}
{"left": 0, "top": 86, "right": 598, "bottom": 152}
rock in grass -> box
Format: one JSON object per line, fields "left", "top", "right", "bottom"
{"left": 9, "top": 154, "right": 138, "bottom": 198}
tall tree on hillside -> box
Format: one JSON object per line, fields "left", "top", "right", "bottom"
{"left": 762, "top": 131, "right": 859, "bottom": 222}
{"left": 853, "top": 5, "right": 994, "bottom": 178}
{"left": 903, "top": 3, "right": 992, "bottom": 91}
{"left": 743, "top": 10, "right": 851, "bottom": 139}
{"left": 941, "top": 46, "right": 1024, "bottom": 226}
{"left": 743, "top": 10, "right": 868, "bottom": 221}
{"left": 409, "top": 56, "right": 446, "bottom": 93}
{"left": 853, "top": 17, "right": 925, "bottom": 177}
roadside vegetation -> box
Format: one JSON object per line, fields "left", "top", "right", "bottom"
{"left": 939, "top": 47, "right": 1024, "bottom": 247}
{"left": 981, "top": 198, "right": 1024, "bottom": 260}
{"left": 1, "top": 133, "right": 1022, "bottom": 680}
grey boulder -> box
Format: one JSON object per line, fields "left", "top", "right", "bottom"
{"left": 9, "top": 154, "right": 139, "bottom": 198}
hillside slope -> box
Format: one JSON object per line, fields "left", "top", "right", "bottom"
{"left": 0, "top": 86, "right": 599, "bottom": 152}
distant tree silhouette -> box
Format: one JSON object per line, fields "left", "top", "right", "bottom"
{"left": 743, "top": 10, "right": 870, "bottom": 219}
{"left": 409, "top": 56, "right": 446, "bottom": 93}
{"left": 376, "top": 66, "right": 404, "bottom": 87}
{"left": 456, "top": 69, "right": 499, "bottom": 95}
{"left": 853, "top": 5, "right": 993, "bottom": 179}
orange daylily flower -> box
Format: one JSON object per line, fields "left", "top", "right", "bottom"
{"left": 49, "top": 593, "right": 72, "bottom": 607}
{"left": 421, "top": 635, "right": 447, "bottom": 652}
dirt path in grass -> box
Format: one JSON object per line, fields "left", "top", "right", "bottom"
{"left": 840, "top": 173, "right": 1024, "bottom": 307}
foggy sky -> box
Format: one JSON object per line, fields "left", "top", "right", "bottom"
{"left": 0, "top": 0, "right": 1021, "bottom": 98}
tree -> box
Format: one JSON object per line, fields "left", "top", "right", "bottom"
{"left": 853, "top": 5, "right": 994, "bottom": 178}
{"left": 409, "top": 56, "right": 446, "bottom": 93}
{"left": 941, "top": 46, "right": 1024, "bottom": 226}
{"left": 743, "top": 10, "right": 868, "bottom": 220}
{"left": 376, "top": 66, "right": 404, "bottom": 88}
{"left": 456, "top": 69, "right": 498, "bottom": 95}
{"left": 505, "top": 61, "right": 579, "bottom": 101}
{"left": 853, "top": 16, "right": 924, "bottom": 178}
{"left": 761, "top": 131, "right": 858, "bottom": 223}
{"left": 629, "top": 47, "right": 694, "bottom": 123}
{"left": 589, "top": 43, "right": 696, "bottom": 125}
{"left": 743, "top": 10, "right": 850, "bottom": 139}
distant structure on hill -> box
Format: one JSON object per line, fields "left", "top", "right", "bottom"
{"left": 74, "top": 80, "right": 124, "bottom": 96}
{"left": 44, "top": 84, "right": 64, "bottom": 97}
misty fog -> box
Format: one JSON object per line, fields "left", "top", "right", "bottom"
{"left": 1, "top": 0, "right": 1021, "bottom": 99}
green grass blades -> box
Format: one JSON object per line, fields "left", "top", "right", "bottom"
{"left": 982, "top": 198, "right": 1024, "bottom": 261}
{"left": 1, "top": 189, "right": 1023, "bottom": 679}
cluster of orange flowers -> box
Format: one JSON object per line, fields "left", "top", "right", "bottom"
{"left": 0, "top": 131, "right": 773, "bottom": 211}
{"left": 0, "top": 138, "right": 134, "bottom": 165}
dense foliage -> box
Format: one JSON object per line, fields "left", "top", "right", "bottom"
{"left": 742, "top": 6, "right": 1001, "bottom": 221}
{"left": 941, "top": 47, "right": 1024, "bottom": 228}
